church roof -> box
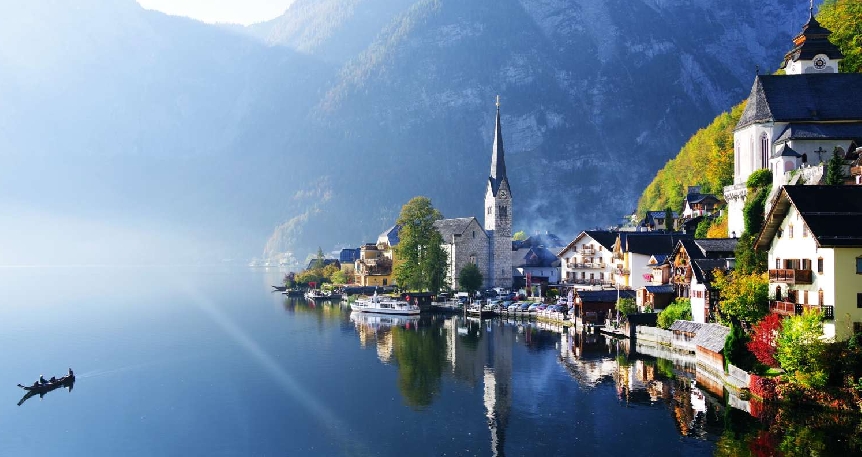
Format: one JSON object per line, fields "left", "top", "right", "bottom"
{"left": 755, "top": 185, "right": 862, "bottom": 249}
{"left": 736, "top": 74, "right": 862, "bottom": 130}
{"left": 433, "top": 217, "right": 485, "bottom": 241}
{"left": 781, "top": 12, "right": 843, "bottom": 69}
{"left": 774, "top": 123, "right": 862, "bottom": 144}
{"left": 771, "top": 144, "right": 802, "bottom": 159}
{"left": 489, "top": 100, "right": 509, "bottom": 197}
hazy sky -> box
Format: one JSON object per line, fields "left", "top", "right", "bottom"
{"left": 136, "top": 0, "right": 295, "bottom": 25}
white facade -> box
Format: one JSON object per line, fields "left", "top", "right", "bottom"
{"left": 558, "top": 233, "right": 616, "bottom": 289}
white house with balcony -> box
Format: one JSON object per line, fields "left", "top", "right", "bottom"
{"left": 557, "top": 231, "right": 618, "bottom": 289}
{"left": 755, "top": 185, "right": 862, "bottom": 341}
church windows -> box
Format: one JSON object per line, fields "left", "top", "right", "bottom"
{"left": 499, "top": 206, "right": 508, "bottom": 217}
{"left": 760, "top": 133, "right": 769, "bottom": 169}
{"left": 487, "top": 207, "right": 492, "bottom": 215}
{"left": 469, "top": 254, "right": 477, "bottom": 265}
{"left": 472, "top": 230, "right": 475, "bottom": 239}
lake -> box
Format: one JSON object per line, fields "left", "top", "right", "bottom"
{"left": 1, "top": 266, "right": 858, "bottom": 456}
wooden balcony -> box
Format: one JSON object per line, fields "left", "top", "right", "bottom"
{"left": 851, "top": 165, "right": 862, "bottom": 176}
{"left": 770, "top": 301, "right": 834, "bottom": 319}
{"left": 769, "top": 269, "right": 813, "bottom": 285}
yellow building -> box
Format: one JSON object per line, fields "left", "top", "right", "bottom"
{"left": 354, "top": 243, "right": 395, "bottom": 287}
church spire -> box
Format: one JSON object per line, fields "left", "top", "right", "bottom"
{"left": 490, "top": 95, "right": 507, "bottom": 195}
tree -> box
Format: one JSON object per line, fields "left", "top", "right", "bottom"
{"left": 734, "top": 233, "right": 767, "bottom": 275}
{"left": 818, "top": 0, "right": 862, "bottom": 73}
{"left": 776, "top": 309, "right": 829, "bottom": 388}
{"left": 458, "top": 263, "right": 483, "bottom": 295}
{"left": 695, "top": 218, "right": 712, "bottom": 238}
{"left": 616, "top": 297, "right": 638, "bottom": 318}
{"left": 329, "top": 269, "right": 347, "bottom": 285}
{"left": 712, "top": 270, "right": 770, "bottom": 326}
{"left": 724, "top": 322, "right": 752, "bottom": 370}
{"left": 313, "top": 247, "right": 325, "bottom": 270}
{"left": 664, "top": 207, "right": 675, "bottom": 230}
{"left": 747, "top": 313, "right": 783, "bottom": 368}
{"left": 825, "top": 149, "right": 845, "bottom": 185}
{"left": 393, "top": 196, "right": 448, "bottom": 293}
{"left": 657, "top": 298, "right": 693, "bottom": 329}
{"left": 513, "top": 231, "right": 528, "bottom": 241}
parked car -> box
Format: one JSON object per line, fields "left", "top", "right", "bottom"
{"left": 518, "top": 302, "right": 532, "bottom": 313}
{"left": 527, "top": 303, "right": 539, "bottom": 313}
{"left": 507, "top": 303, "right": 520, "bottom": 313}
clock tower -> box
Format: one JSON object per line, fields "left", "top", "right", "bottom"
{"left": 484, "top": 96, "right": 513, "bottom": 289}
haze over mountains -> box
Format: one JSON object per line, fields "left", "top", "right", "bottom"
{"left": 0, "top": 0, "right": 814, "bottom": 265}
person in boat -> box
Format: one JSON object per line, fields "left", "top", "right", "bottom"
{"left": 49, "top": 376, "right": 57, "bottom": 383}
{"left": 68, "top": 368, "right": 74, "bottom": 377}
{"left": 39, "top": 375, "right": 48, "bottom": 385}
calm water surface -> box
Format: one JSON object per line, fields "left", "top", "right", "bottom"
{"left": 0, "top": 266, "right": 855, "bottom": 456}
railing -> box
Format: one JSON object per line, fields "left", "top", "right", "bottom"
{"left": 616, "top": 268, "right": 630, "bottom": 276}
{"left": 579, "top": 248, "right": 596, "bottom": 255}
{"left": 769, "top": 269, "right": 813, "bottom": 284}
{"left": 568, "top": 262, "right": 607, "bottom": 269}
{"left": 770, "top": 301, "right": 834, "bottom": 319}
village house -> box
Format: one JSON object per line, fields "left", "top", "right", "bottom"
{"left": 724, "top": 11, "right": 862, "bottom": 237}
{"left": 511, "top": 233, "right": 564, "bottom": 290}
{"left": 571, "top": 289, "right": 637, "bottom": 326}
{"left": 354, "top": 243, "right": 393, "bottom": 287}
{"left": 668, "top": 238, "right": 737, "bottom": 323}
{"left": 680, "top": 186, "right": 721, "bottom": 220}
{"left": 613, "top": 233, "right": 693, "bottom": 291}
{"left": 754, "top": 185, "right": 862, "bottom": 341}
{"left": 557, "top": 230, "right": 618, "bottom": 289}
{"left": 639, "top": 211, "right": 680, "bottom": 231}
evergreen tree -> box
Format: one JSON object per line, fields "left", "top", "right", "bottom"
{"left": 825, "top": 149, "right": 845, "bottom": 185}
{"left": 664, "top": 207, "right": 674, "bottom": 231}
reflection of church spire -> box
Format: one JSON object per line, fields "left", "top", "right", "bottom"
{"left": 483, "top": 320, "right": 512, "bottom": 456}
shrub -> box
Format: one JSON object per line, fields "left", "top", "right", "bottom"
{"left": 657, "top": 298, "right": 692, "bottom": 329}
{"left": 776, "top": 309, "right": 829, "bottom": 389}
{"left": 747, "top": 313, "right": 783, "bottom": 368}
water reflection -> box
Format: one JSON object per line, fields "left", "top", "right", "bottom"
{"left": 278, "top": 298, "right": 862, "bottom": 455}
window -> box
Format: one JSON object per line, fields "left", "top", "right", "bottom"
{"left": 855, "top": 322, "right": 862, "bottom": 334}
{"left": 775, "top": 258, "right": 782, "bottom": 270}
{"left": 788, "top": 224, "right": 794, "bottom": 238}
{"left": 818, "top": 258, "right": 824, "bottom": 274}
{"left": 775, "top": 286, "right": 782, "bottom": 301}
{"left": 761, "top": 133, "right": 769, "bottom": 168}
{"left": 818, "top": 289, "right": 824, "bottom": 306}
{"left": 469, "top": 254, "right": 477, "bottom": 265}
{"left": 472, "top": 230, "right": 475, "bottom": 239}
{"left": 802, "top": 224, "right": 809, "bottom": 237}
{"left": 802, "top": 259, "right": 811, "bottom": 271}
{"left": 803, "top": 290, "right": 808, "bottom": 305}
{"left": 858, "top": 293, "right": 862, "bottom": 309}
{"left": 499, "top": 206, "right": 507, "bottom": 217}
{"left": 487, "top": 207, "right": 492, "bottom": 215}
{"left": 857, "top": 257, "right": 862, "bottom": 274}
{"left": 383, "top": 279, "right": 388, "bottom": 286}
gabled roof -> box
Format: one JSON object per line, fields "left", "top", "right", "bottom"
{"left": 772, "top": 144, "right": 802, "bottom": 159}
{"left": 434, "top": 217, "right": 485, "bottom": 241}
{"left": 378, "top": 224, "right": 401, "bottom": 246}
{"left": 693, "top": 324, "right": 731, "bottom": 353}
{"left": 774, "top": 123, "right": 862, "bottom": 144}
{"left": 647, "top": 254, "right": 668, "bottom": 266}
{"left": 736, "top": 74, "right": 862, "bottom": 130}
{"left": 515, "top": 246, "right": 559, "bottom": 268}
{"left": 670, "top": 321, "right": 703, "bottom": 333}
{"left": 685, "top": 193, "right": 720, "bottom": 205}
{"left": 624, "top": 233, "right": 693, "bottom": 256}
{"left": 670, "top": 238, "right": 738, "bottom": 262}
{"left": 557, "top": 230, "right": 618, "bottom": 256}
{"left": 575, "top": 289, "right": 637, "bottom": 303}
{"left": 755, "top": 185, "right": 862, "bottom": 250}
{"left": 691, "top": 258, "right": 734, "bottom": 285}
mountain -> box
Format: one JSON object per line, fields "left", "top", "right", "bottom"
{"left": 0, "top": 0, "right": 815, "bottom": 265}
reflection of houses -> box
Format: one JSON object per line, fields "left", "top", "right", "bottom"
{"left": 668, "top": 239, "right": 737, "bottom": 323}
{"left": 558, "top": 230, "right": 618, "bottom": 288}
{"left": 755, "top": 185, "right": 862, "bottom": 340}
{"left": 512, "top": 234, "right": 564, "bottom": 289}
{"left": 572, "top": 289, "right": 637, "bottom": 325}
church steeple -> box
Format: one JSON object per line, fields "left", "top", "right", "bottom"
{"left": 781, "top": 2, "right": 843, "bottom": 74}
{"left": 489, "top": 95, "right": 509, "bottom": 197}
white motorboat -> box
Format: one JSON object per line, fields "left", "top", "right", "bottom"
{"left": 350, "top": 292, "right": 420, "bottom": 315}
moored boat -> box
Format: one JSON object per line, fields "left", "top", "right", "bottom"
{"left": 351, "top": 292, "right": 420, "bottom": 315}
{"left": 305, "top": 290, "right": 343, "bottom": 300}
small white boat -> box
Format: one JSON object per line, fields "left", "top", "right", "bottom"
{"left": 351, "top": 292, "right": 420, "bottom": 315}
{"left": 305, "top": 290, "right": 343, "bottom": 300}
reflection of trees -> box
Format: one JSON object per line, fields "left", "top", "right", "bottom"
{"left": 392, "top": 326, "right": 446, "bottom": 408}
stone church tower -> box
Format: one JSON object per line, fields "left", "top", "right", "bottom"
{"left": 485, "top": 97, "right": 513, "bottom": 289}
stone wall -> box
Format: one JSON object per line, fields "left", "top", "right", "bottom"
{"left": 450, "top": 218, "right": 490, "bottom": 290}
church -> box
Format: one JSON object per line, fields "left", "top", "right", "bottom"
{"left": 434, "top": 97, "right": 514, "bottom": 291}
{"left": 724, "top": 6, "right": 862, "bottom": 236}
